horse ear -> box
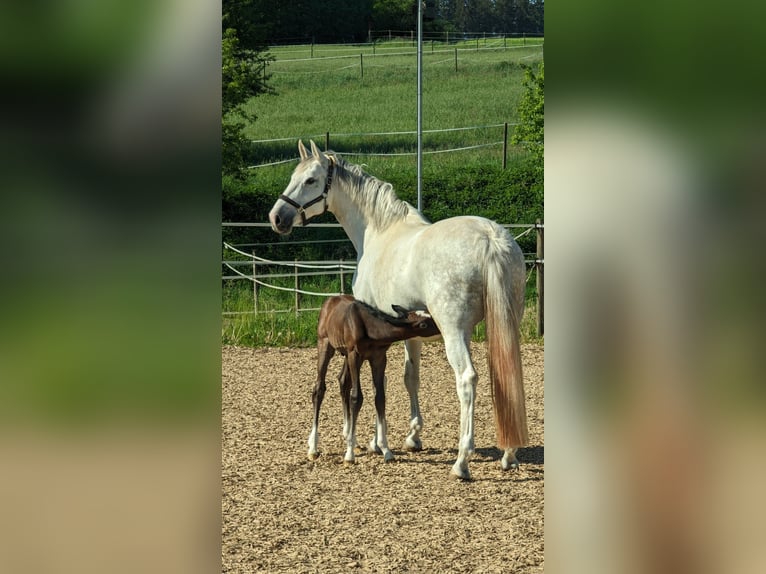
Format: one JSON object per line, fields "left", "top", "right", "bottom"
{"left": 309, "top": 140, "right": 327, "bottom": 164}
{"left": 391, "top": 304, "right": 407, "bottom": 318}
{"left": 298, "top": 140, "right": 309, "bottom": 161}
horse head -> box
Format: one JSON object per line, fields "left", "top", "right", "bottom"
{"left": 269, "top": 140, "right": 334, "bottom": 235}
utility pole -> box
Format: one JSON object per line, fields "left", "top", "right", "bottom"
{"left": 416, "top": 0, "right": 423, "bottom": 211}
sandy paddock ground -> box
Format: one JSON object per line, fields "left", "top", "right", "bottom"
{"left": 222, "top": 341, "right": 544, "bottom": 573}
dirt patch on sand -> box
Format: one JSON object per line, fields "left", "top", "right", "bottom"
{"left": 222, "top": 341, "right": 544, "bottom": 573}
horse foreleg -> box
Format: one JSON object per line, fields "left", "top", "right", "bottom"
{"left": 443, "top": 333, "right": 478, "bottom": 481}
{"left": 369, "top": 354, "right": 393, "bottom": 462}
{"left": 403, "top": 338, "right": 424, "bottom": 451}
{"left": 344, "top": 352, "right": 363, "bottom": 464}
{"left": 309, "top": 340, "right": 334, "bottom": 460}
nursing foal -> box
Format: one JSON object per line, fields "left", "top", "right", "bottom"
{"left": 309, "top": 295, "right": 440, "bottom": 464}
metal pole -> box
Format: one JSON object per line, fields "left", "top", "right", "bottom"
{"left": 252, "top": 254, "right": 258, "bottom": 315}
{"left": 502, "top": 122, "right": 508, "bottom": 169}
{"left": 417, "top": 0, "right": 423, "bottom": 211}
{"left": 536, "top": 220, "right": 544, "bottom": 337}
{"left": 294, "top": 259, "right": 299, "bottom": 317}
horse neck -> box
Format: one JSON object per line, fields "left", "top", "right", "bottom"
{"left": 328, "top": 187, "right": 369, "bottom": 255}
{"left": 328, "top": 161, "right": 413, "bottom": 255}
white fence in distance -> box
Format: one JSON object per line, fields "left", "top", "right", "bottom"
{"left": 222, "top": 222, "right": 544, "bottom": 335}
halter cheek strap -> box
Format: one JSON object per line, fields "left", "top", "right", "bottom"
{"left": 279, "top": 158, "right": 335, "bottom": 227}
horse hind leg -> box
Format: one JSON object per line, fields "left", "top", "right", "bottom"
{"left": 501, "top": 448, "right": 520, "bottom": 471}
{"left": 402, "top": 338, "right": 424, "bottom": 451}
{"left": 443, "top": 333, "right": 478, "bottom": 481}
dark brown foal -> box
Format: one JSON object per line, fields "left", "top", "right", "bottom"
{"left": 308, "top": 295, "right": 440, "bottom": 463}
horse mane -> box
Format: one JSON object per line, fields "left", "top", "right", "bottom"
{"left": 330, "top": 154, "right": 426, "bottom": 230}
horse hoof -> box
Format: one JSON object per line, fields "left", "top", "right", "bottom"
{"left": 368, "top": 440, "right": 382, "bottom": 454}
{"left": 450, "top": 464, "right": 472, "bottom": 482}
{"left": 501, "top": 451, "right": 520, "bottom": 471}
{"left": 308, "top": 452, "right": 320, "bottom": 461}
{"left": 343, "top": 459, "right": 356, "bottom": 467}
{"left": 382, "top": 451, "right": 395, "bottom": 463}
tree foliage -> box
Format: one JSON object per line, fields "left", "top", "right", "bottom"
{"left": 512, "top": 61, "right": 544, "bottom": 170}
{"left": 222, "top": 10, "right": 272, "bottom": 179}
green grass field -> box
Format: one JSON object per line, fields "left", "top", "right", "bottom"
{"left": 225, "top": 37, "right": 544, "bottom": 347}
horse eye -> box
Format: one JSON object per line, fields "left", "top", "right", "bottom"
{"left": 306, "top": 177, "right": 316, "bottom": 185}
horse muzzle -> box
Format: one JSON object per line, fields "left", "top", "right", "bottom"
{"left": 269, "top": 203, "right": 296, "bottom": 235}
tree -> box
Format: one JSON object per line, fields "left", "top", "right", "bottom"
{"left": 512, "top": 62, "right": 544, "bottom": 173}
{"left": 222, "top": 23, "right": 272, "bottom": 179}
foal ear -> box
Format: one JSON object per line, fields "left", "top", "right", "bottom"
{"left": 391, "top": 304, "right": 407, "bottom": 318}
{"left": 309, "top": 140, "right": 327, "bottom": 164}
{"left": 298, "top": 140, "right": 309, "bottom": 161}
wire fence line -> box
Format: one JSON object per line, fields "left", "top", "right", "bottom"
{"left": 251, "top": 124, "right": 512, "bottom": 144}
{"left": 247, "top": 123, "right": 527, "bottom": 169}
{"left": 222, "top": 223, "right": 544, "bottom": 334}
{"left": 270, "top": 42, "right": 543, "bottom": 65}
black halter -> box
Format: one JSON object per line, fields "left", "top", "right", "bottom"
{"left": 278, "top": 158, "right": 335, "bottom": 227}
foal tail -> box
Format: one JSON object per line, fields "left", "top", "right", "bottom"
{"left": 484, "top": 231, "right": 529, "bottom": 449}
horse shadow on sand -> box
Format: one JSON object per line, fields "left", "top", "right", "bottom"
{"left": 393, "top": 445, "right": 544, "bottom": 481}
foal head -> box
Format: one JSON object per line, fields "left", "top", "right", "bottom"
{"left": 391, "top": 305, "right": 440, "bottom": 338}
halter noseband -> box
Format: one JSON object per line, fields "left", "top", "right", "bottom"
{"left": 278, "top": 158, "right": 335, "bottom": 227}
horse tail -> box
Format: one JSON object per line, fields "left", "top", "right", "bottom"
{"left": 484, "top": 230, "right": 528, "bottom": 449}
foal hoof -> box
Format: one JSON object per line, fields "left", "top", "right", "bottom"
{"left": 343, "top": 458, "right": 356, "bottom": 467}
{"left": 368, "top": 440, "right": 382, "bottom": 454}
{"left": 308, "top": 452, "right": 320, "bottom": 461}
{"left": 404, "top": 437, "right": 422, "bottom": 452}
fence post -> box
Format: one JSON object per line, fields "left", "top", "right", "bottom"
{"left": 252, "top": 252, "right": 258, "bottom": 316}
{"left": 310, "top": 42, "right": 314, "bottom": 58}
{"left": 325, "top": 131, "right": 330, "bottom": 151}
{"left": 360, "top": 53, "right": 364, "bottom": 78}
{"left": 339, "top": 258, "right": 345, "bottom": 294}
{"left": 502, "top": 122, "right": 508, "bottom": 169}
{"left": 536, "top": 220, "right": 544, "bottom": 337}
{"left": 454, "top": 47, "right": 458, "bottom": 72}
{"left": 294, "top": 259, "right": 300, "bottom": 317}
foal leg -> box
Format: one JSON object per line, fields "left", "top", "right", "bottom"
{"left": 308, "top": 340, "right": 334, "bottom": 459}
{"left": 443, "top": 332, "right": 478, "bottom": 480}
{"left": 369, "top": 354, "right": 394, "bottom": 462}
{"left": 402, "top": 338, "right": 424, "bottom": 451}
{"left": 338, "top": 361, "right": 351, "bottom": 441}
{"left": 344, "top": 352, "right": 363, "bottom": 464}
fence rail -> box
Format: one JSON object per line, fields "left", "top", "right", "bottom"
{"left": 247, "top": 123, "right": 529, "bottom": 170}
{"left": 222, "top": 222, "right": 544, "bottom": 335}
